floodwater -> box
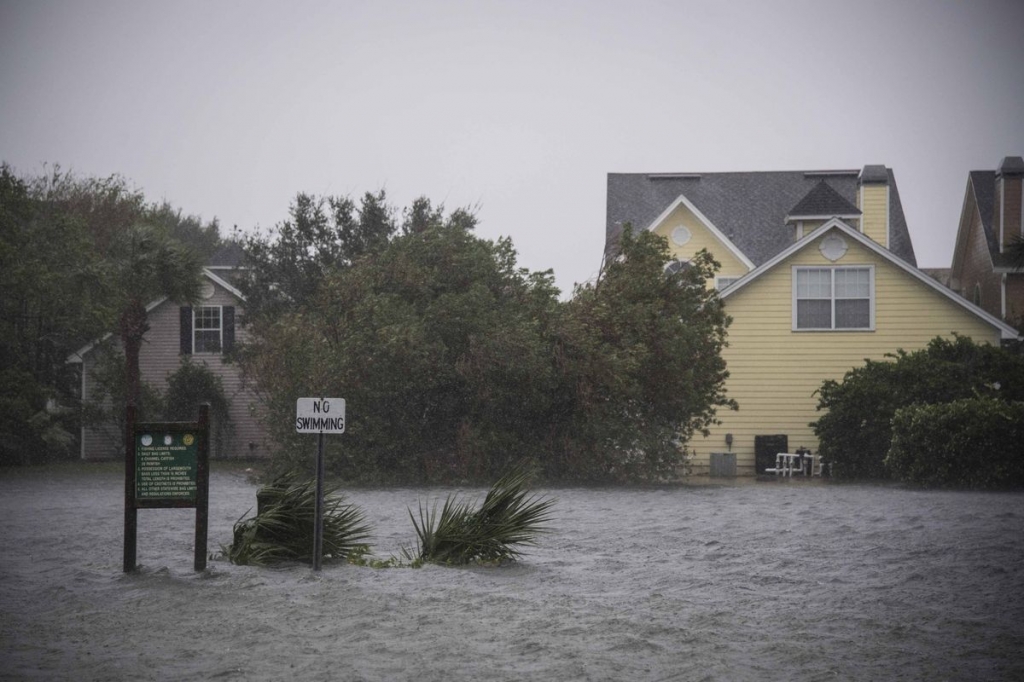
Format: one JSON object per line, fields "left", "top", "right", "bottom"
{"left": 2, "top": 467, "right": 1023, "bottom": 681}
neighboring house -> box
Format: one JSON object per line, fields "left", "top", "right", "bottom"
{"left": 606, "top": 166, "right": 1020, "bottom": 475}
{"left": 68, "top": 244, "right": 269, "bottom": 459}
{"left": 945, "top": 156, "right": 1024, "bottom": 325}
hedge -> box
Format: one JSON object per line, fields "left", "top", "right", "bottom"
{"left": 886, "top": 398, "right": 1024, "bottom": 489}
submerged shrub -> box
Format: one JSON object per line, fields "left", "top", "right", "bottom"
{"left": 886, "top": 399, "right": 1024, "bottom": 489}
{"left": 408, "top": 465, "right": 554, "bottom": 565}
{"left": 227, "top": 475, "right": 371, "bottom": 566}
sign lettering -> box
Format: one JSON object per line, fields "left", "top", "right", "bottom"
{"left": 296, "top": 398, "right": 346, "bottom": 433}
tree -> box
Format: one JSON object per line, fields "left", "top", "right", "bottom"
{"left": 242, "top": 200, "right": 559, "bottom": 482}
{"left": 0, "top": 163, "right": 220, "bottom": 464}
{"left": 237, "top": 190, "right": 397, "bottom": 326}
{"left": 548, "top": 230, "right": 735, "bottom": 481}
{"left": 0, "top": 165, "right": 109, "bottom": 464}
{"left": 241, "top": 200, "right": 735, "bottom": 484}
{"left": 107, "top": 224, "right": 202, "bottom": 415}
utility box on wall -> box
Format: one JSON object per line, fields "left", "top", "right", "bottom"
{"left": 755, "top": 435, "right": 788, "bottom": 474}
{"left": 710, "top": 452, "right": 737, "bottom": 477}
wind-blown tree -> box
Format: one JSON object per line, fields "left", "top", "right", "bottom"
{"left": 107, "top": 225, "right": 202, "bottom": 414}
{"left": 0, "top": 163, "right": 220, "bottom": 464}
{"left": 241, "top": 195, "right": 734, "bottom": 484}
{"left": 243, "top": 200, "right": 560, "bottom": 482}
{"left": 237, "top": 190, "right": 397, "bottom": 326}
{"left": 0, "top": 167, "right": 100, "bottom": 463}
{"left": 549, "top": 230, "right": 735, "bottom": 481}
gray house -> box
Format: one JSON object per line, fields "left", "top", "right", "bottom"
{"left": 68, "top": 245, "right": 269, "bottom": 459}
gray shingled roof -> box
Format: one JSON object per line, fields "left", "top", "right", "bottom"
{"left": 787, "top": 180, "right": 861, "bottom": 218}
{"left": 969, "top": 169, "right": 1017, "bottom": 270}
{"left": 606, "top": 169, "right": 917, "bottom": 267}
{"left": 207, "top": 241, "right": 245, "bottom": 268}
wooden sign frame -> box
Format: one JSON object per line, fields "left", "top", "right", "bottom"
{"left": 123, "top": 403, "right": 210, "bottom": 573}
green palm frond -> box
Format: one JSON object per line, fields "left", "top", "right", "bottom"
{"left": 227, "top": 474, "right": 372, "bottom": 566}
{"left": 410, "top": 464, "right": 554, "bottom": 565}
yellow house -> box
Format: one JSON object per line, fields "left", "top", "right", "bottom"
{"left": 605, "top": 167, "right": 1020, "bottom": 475}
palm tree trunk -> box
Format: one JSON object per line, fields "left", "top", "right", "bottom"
{"left": 119, "top": 299, "right": 149, "bottom": 415}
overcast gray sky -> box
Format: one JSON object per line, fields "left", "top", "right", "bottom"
{"left": 2, "top": 0, "right": 1022, "bottom": 294}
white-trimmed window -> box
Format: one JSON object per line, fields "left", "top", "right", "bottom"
{"left": 194, "top": 306, "right": 223, "bottom": 353}
{"left": 715, "top": 276, "right": 740, "bottom": 291}
{"left": 793, "top": 266, "right": 874, "bottom": 330}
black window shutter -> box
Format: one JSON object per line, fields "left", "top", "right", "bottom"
{"left": 180, "top": 307, "right": 193, "bottom": 355}
{"left": 223, "top": 306, "right": 235, "bottom": 353}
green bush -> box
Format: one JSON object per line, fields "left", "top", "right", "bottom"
{"left": 164, "top": 360, "right": 233, "bottom": 458}
{"left": 887, "top": 399, "right": 1024, "bottom": 488}
{"left": 813, "top": 335, "right": 1024, "bottom": 480}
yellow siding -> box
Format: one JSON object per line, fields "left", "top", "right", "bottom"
{"left": 860, "top": 185, "right": 889, "bottom": 248}
{"left": 689, "top": 228, "right": 1003, "bottom": 475}
{"left": 651, "top": 203, "right": 749, "bottom": 278}
{"left": 797, "top": 220, "right": 824, "bottom": 239}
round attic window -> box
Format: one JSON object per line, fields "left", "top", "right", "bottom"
{"left": 200, "top": 281, "right": 216, "bottom": 300}
{"left": 819, "top": 234, "right": 848, "bottom": 262}
{"left": 671, "top": 226, "right": 692, "bottom": 246}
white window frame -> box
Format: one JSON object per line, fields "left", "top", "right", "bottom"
{"left": 193, "top": 305, "right": 223, "bottom": 354}
{"left": 792, "top": 265, "right": 875, "bottom": 331}
{"left": 715, "top": 275, "right": 741, "bottom": 291}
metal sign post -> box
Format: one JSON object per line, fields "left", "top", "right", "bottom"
{"left": 296, "top": 398, "right": 345, "bottom": 571}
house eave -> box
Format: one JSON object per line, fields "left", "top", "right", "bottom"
{"left": 784, "top": 213, "right": 860, "bottom": 223}
{"left": 67, "top": 270, "right": 245, "bottom": 363}
{"left": 722, "top": 218, "right": 1022, "bottom": 341}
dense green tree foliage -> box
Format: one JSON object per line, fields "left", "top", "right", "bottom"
{"left": 240, "top": 196, "right": 733, "bottom": 483}
{"left": 0, "top": 164, "right": 219, "bottom": 465}
{"left": 812, "top": 335, "right": 1024, "bottom": 480}
{"left": 237, "top": 190, "right": 398, "bottom": 326}
{"left": 887, "top": 398, "right": 1024, "bottom": 489}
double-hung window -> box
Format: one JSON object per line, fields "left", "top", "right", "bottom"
{"left": 180, "top": 304, "right": 235, "bottom": 356}
{"left": 194, "top": 306, "right": 223, "bottom": 353}
{"left": 793, "top": 266, "right": 873, "bottom": 330}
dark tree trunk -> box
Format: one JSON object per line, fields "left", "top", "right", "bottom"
{"left": 119, "top": 299, "right": 149, "bottom": 416}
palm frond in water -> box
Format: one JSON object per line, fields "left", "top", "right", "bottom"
{"left": 410, "top": 464, "right": 554, "bottom": 565}
{"left": 227, "top": 474, "right": 372, "bottom": 566}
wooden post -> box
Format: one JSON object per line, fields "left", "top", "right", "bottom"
{"left": 123, "top": 403, "right": 137, "bottom": 573}
{"left": 194, "top": 403, "right": 210, "bottom": 572}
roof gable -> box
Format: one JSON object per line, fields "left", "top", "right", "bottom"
{"left": 960, "top": 169, "right": 1017, "bottom": 271}
{"left": 67, "top": 269, "right": 245, "bottom": 363}
{"left": 643, "top": 193, "right": 755, "bottom": 270}
{"left": 722, "top": 219, "right": 1020, "bottom": 341}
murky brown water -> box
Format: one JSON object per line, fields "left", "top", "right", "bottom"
{"left": 2, "top": 467, "right": 1022, "bottom": 681}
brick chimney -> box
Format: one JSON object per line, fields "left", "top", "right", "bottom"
{"left": 996, "top": 156, "right": 1024, "bottom": 252}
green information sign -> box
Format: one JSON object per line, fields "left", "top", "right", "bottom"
{"left": 125, "top": 406, "right": 210, "bottom": 573}
{"left": 135, "top": 431, "right": 198, "bottom": 501}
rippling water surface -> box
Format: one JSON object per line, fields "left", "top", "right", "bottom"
{"left": 2, "top": 467, "right": 1022, "bottom": 681}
